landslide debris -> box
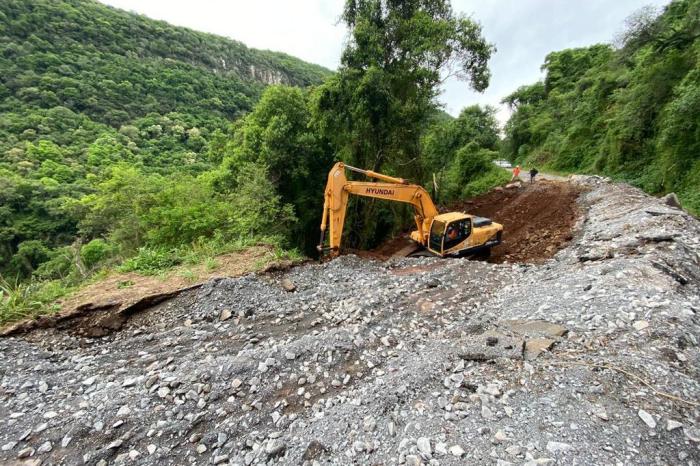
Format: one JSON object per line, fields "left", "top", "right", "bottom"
{"left": 1, "top": 176, "right": 699, "bottom": 465}
{"left": 365, "top": 179, "right": 581, "bottom": 263}
{"left": 450, "top": 179, "right": 581, "bottom": 263}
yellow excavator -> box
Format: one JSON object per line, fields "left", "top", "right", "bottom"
{"left": 318, "top": 162, "right": 503, "bottom": 258}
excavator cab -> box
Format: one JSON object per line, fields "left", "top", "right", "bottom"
{"left": 427, "top": 213, "right": 501, "bottom": 257}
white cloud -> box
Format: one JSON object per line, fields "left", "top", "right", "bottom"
{"left": 99, "top": 0, "right": 670, "bottom": 124}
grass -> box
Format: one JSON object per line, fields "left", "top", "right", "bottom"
{"left": 0, "top": 237, "right": 306, "bottom": 327}
{"left": 0, "top": 277, "right": 66, "bottom": 326}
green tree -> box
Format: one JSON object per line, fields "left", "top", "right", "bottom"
{"left": 311, "top": 0, "right": 494, "bottom": 248}
{"left": 502, "top": 0, "right": 700, "bottom": 214}
{"left": 219, "top": 85, "right": 332, "bottom": 253}
{"left": 312, "top": 0, "right": 493, "bottom": 173}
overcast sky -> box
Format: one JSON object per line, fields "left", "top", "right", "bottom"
{"left": 100, "top": 0, "right": 669, "bottom": 124}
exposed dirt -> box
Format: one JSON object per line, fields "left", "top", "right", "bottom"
{"left": 0, "top": 246, "right": 299, "bottom": 338}
{"left": 450, "top": 179, "right": 582, "bottom": 263}
{"left": 364, "top": 180, "right": 582, "bottom": 263}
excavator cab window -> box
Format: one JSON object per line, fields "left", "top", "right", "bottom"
{"left": 429, "top": 221, "right": 446, "bottom": 252}
{"left": 443, "top": 219, "right": 471, "bottom": 251}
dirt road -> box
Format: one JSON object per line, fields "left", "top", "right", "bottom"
{"left": 450, "top": 180, "right": 580, "bottom": 263}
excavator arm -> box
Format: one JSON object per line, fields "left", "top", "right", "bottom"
{"left": 318, "top": 162, "right": 439, "bottom": 255}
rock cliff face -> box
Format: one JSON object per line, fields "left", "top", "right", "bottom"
{"left": 1, "top": 177, "right": 699, "bottom": 465}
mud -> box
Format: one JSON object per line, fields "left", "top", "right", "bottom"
{"left": 451, "top": 180, "right": 582, "bottom": 263}
{"left": 366, "top": 179, "right": 582, "bottom": 264}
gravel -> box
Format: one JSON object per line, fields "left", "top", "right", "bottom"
{"left": 1, "top": 176, "right": 699, "bottom": 465}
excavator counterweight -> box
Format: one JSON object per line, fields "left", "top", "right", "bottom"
{"left": 318, "top": 162, "right": 503, "bottom": 259}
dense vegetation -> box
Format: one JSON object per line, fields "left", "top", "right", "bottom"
{"left": 309, "top": 0, "right": 505, "bottom": 247}
{"left": 0, "top": 0, "right": 506, "bottom": 323}
{"left": 502, "top": 0, "right": 700, "bottom": 214}
{"left": 0, "top": 0, "right": 329, "bottom": 281}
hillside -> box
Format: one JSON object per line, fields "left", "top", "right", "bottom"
{"left": 2, "top": 177, "right": 699, "bottom": 464}
{"left": 0, "top": 0, "right": 330, "bottom": 280}
{"left": 501, "top": 0, "right": 700, "bottom": 215}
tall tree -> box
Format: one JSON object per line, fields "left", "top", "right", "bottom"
{"left": 312, "top": 0, "right": 494, "bottom": 248}
{"left": 313, "top": 0, "right": 494, "bottom": 174}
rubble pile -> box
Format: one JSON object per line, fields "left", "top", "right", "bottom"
{"left": 1, "top": 177, "right": 698, "bottom": 465}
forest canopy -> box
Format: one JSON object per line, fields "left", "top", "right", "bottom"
{"left": 501, "top": 0, "right": 700, "bottom": 214}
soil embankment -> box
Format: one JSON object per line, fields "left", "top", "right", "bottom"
{"left": 367, "top": 179, "right": 581, "bottom": 263}
{"left": 451, "top": 180, "right": 581, "bottom": 263}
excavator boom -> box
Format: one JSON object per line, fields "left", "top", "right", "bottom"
{"left": 319, "top": 163, "right": 438, "bottom": 255}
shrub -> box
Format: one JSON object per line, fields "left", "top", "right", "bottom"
{"left": 118, "top": 247, "right": 181, "bottom": 275}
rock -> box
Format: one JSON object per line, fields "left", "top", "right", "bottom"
{"left": 213, "top": 455, "right": 229, "bottom": 464}
{"left": 38, "top": 381, "right": 48, "bottom": 393}
{"left": 434, "top": 442, "right": 448, "bottom": 456}
{"left": 363, "top": 416, "right": 376, "bottom": 432}
{"left": 632, "top": 320, "right": 649, "bottom": 331}
{"left": 37, "top": 441, "right": 52, "bottom": 453}
{"left": 61, "top": 436, "right": 72, "bottom": 448}
{"left": 196, "top": 444, "right": 207, "bottom": 454}
{"left": 546, "top": 441, "right": 572, "bottom": 453}
{"left": 426, "top": 278, "right": 440, "bottom": 288}
{"left": 416, "top": 437, "right": 431, "bottom": 457}
{"left": 265, "top": 439, "right": 285, "bottom": 457}
{"left": 505, "top": 445, "right": 521, "bottom": 456}
{"left": 281, "top": 278, "right": 296, "bottom": 292}
{"left": 684, "top": 426, "right": 700, "bottom": 443}
{"left": 638, "top": 409, "right": 656, "bottom": 429}
{"left": 128, "top": 450, "right": 139, "bottom": 460}
{"left": 231, "top": 378, "right": 243, "bottom": 389}
{"left": 34, "top": 422, "right": 48, "bottom": 433}
{"left": 483, "top": 383, "right": 501, "bottom": 396}
{"left": 82, "top": 376, "right": 96, "bottom": 386}
{"left": 147, "top": 444, "right": 157, "bottom": 455}
{"left": 493, "top": 430, "right": 509, "bottom": 444}
{"left": 524, "top": 459, "right": 554, "bottom": 466}
{"left": 17, "top": 447, "right": 34, "bottom": 458}
{"left": 2, "top": 441, "right": 17, "bottom": 451}
{"left": 405, "top": 454, "right": 422, "bottom": 466}
{"left": 116, "top": 405, "right": 131, "bottom": 416}
{"left": 43, "top": 410, "right": 58, "bottom": 419}
{"left": 662, "top": 192, "right": 682, "bottom": 209}
{"left": 284, "top": 351, "right": 296, "bottom": 360}
{"left": 302, "top": 440, "right": 328, "bottom": 461}
{"left": 502, "top": 319, "right": 568, "bottom": 338}
{"left": 219, "top": 309, "right": 233, "bottom": 321}
{"left": 107, "top": 439, "right": 123, "bottom": 449}
{"left": 666, "top": 419, "right": 683, "bottom": 431}
{"left": 122, "top": 377, "right": 137, "bottom": 387}
{"left": 593, "top": 408, "right": 608, "bottom": 421}
{"left": 157, "top": 386, "right": 170, "bottom": 398}
{"left": 449, "top": 445, "right": 465, "bottom": 457}
{"left": 524, "top": 338, "right": 556, "bottom": 359}
{"left": 145, "top": 375, "right": 158, "bottom": 388}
